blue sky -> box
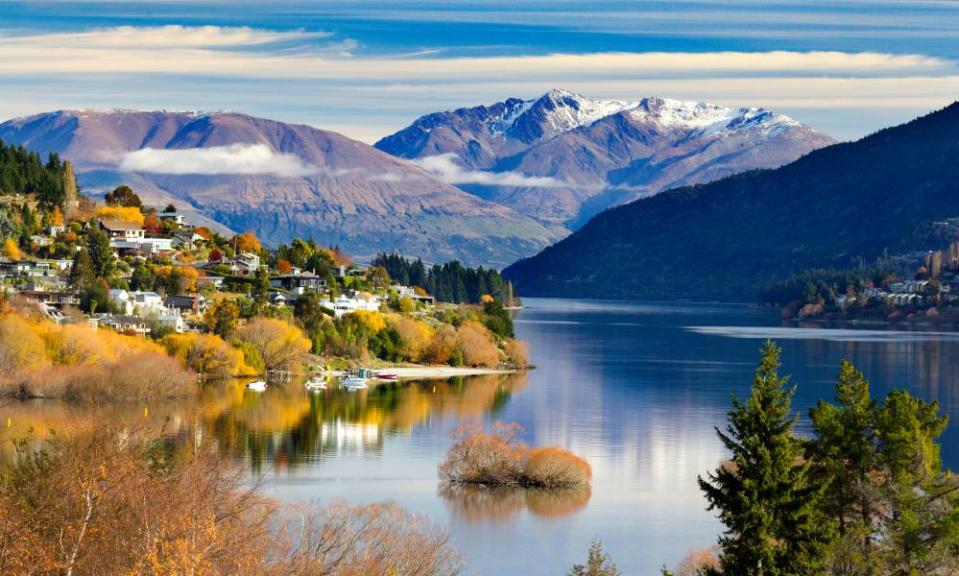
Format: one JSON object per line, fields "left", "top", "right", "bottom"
{"left": 0, "top": 0, "right": 957, "bottom": 141}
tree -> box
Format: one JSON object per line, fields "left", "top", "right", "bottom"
{"left": 293, "top": 292, "right": 329, "bottom": 335}
{"left": 85, "top": 225, "right": 114, "bottom": 279}
{"left": 698, "top": 341, "right": 828, "bottom": 576}
{"left": 69, "top": 249, "right": 95, "bottom": 291}
{"left": 104, "top": 184, "right": 142, "bottom": 208}
{"left": 568, "top": 539, "right": 621, "bottom": 576}
{"left": 234, "top": 317, "right": 310, "bottom": 372}
{"left": 251, "top": 266, "right": 270, "bottom": 310}
{"left": 808, "top": 361, "right": 879, "bottom": 559}
{"left": 163, "top": 203, "right": 177, "bottom": 213}
{"left": 130, "top": 262, "right": 156, "bottom": 292}
{"left": 204, "top": 300, "right": 240, "bottom": 338}
{"left": 233, "top": 231, "right": 260, "bottom": 254}
{"left": 2, "top": 237, "right": 20, "bottom": 261}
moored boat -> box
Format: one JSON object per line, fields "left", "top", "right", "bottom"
{"left": 304, "top": 378, "right": 327, "bottom": 391}
{"left": 246, "top": 380, "right": 267, "bottom": 392}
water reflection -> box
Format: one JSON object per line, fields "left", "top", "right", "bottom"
{"left": 439, "top": 483, "right": 591, "bottom": 522}
{"left": 0, "top": 372, "right": 528, "bottom": 472}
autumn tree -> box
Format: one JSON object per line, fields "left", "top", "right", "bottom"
{"left": 234, "top": 317, "right": 310, "bottom": 372}
{"left": 2, "top": 237, "right": 20, "bottom": 261}
{"left": 204, "top": 300, "right": 240, "bottom": 337}
{"left": 233, "top": 231, "right": 261, "bottom": 254}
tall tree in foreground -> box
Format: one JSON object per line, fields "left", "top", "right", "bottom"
{"left": 698, "top": 341, "right": 828, "bottom": 576}
{"left": 568, "top": 539, "right": 621, "bottom": 576}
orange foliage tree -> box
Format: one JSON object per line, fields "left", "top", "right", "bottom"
{"left": 232, "top": 231, "right": 261, "bottom": 254}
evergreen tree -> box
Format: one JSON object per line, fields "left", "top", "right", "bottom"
{"left": 808, "top": 361, "right": 880, "bottom": 564}
{"left": 568, "top": 539, "right": 621, "bottom": 576}
{"left": 699, "top": 341, "right": 828, "bottom": 576}
{"left": 69, "top": 249, "right": 95, "bottom": 291}
{"left": 252, "top": 266, "right": 270, "bottom": 310}
{"left": 85, "top": 225, "right": 114, "bottom": 279}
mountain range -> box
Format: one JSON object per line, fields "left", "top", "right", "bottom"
{"left": 376, "top": 89, "right": 833, "bottom": 229}
{"left": 503, "top": 102, "right": 959, "bottom": 301}
{"left": 0, "top": 109, "right": 557, "bottom": 267}
{"left": 0, "top": 91, "right": 832, "bottom": 267}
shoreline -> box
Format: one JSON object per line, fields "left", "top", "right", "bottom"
{"left": 317, "top": 365, "right": 519, "bottom": 380}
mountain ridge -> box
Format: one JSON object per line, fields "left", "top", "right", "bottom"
{"left": 375, "top": 89, "right": 834, "bottom": 229}
{"left": 0, "top": 109, "right": 558, "bottom": 266}
{"left": 502, "top": 102, "right": 959, "bottom": 301}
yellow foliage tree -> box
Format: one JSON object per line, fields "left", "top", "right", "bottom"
{"left": 0, "top": 313, "right": 48, "bottom": 371}
{"left": 163, "top": 333, "right": 253, "bottom": 378}
{"left": 2, "top": 238, "right": 21, "bottom": 261}
{"left": 50, "top": 205, "right": 64, "bottom": 226}
{"left": 388, "top": 314, "right": 433, "bottom": 363}
{"left": 456, "top": 321, "right": 500, "bottom": 367}
{"left": 232, "top": 231, "right": 261, "bottom": 254}
{"left": 234, "top": 317, "right": 310, "bottom": 372}
{"left": 348, "top": 309, "right": 387, "bottom": 334}
{"left": 95, "top": 205, "right": 145, "bottom": 225}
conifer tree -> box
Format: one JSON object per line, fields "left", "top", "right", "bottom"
{"left": 568, "top": 539, "right": 621, "bottom": 576}
{"left": 699, "top": 341, "right": 827, "bottom": 576}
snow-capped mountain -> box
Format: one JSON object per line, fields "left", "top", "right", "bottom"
{"left": 0, "top": 110, "right": 557, "bottom": 267}
{"left": 376, "top": 90, "right": 835, "bottom": 229}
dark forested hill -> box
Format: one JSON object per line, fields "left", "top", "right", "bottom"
{"left": 503, "top": 102, "right": 959, "bottom": 301}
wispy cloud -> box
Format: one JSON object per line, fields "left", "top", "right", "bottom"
{"left": 413, "top": 154, "right": 567, "bottom": 188}
{"left": 0, "top": 25, "right": 947, "bottom": 78}
{"left": 118, "top": 144, "right": 321, "bottom": 177}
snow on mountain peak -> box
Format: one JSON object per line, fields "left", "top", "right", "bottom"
{"left": 630, "top": 97, "right": 802, "bottom": 136}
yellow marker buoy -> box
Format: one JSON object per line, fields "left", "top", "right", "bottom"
{"left": 144, "top": 406, "right": 149, "bottom": 417}
{"left": 6, "top": 417, "right": 10, "bottom": 428}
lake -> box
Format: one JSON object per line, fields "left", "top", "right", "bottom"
{"left": 4, "top": 298, "right": 959, "bottom": 575}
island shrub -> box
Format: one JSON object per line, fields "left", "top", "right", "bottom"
{"left": 439, "top": 422, "right": 591, "bottom": 489}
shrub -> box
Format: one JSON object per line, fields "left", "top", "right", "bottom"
{"left": 388, "top": 314, "right": 433, "bottom": 363}
{"left": 503, "top": 339, "right": 529, "bottom": 368}
{"left": 524, "top": 447, "right": 592, "bottom": 488}
{"left": 439, "top": 422, "right": 591, "bottom": 489}
{"left": 0, "top": 312, "right": 49, "bottom": 372}
{"left": 163, "top": 332, "right": 252, "bottom": 378}
{"left": 234, "top": 317, "right": 310, "bottom": 372}
{"left": 456, "top": 321, "right": 499, "bottom": 367}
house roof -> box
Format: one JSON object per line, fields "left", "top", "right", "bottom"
{"left": 99, "top": 219, "right": 143, "bottom": 232}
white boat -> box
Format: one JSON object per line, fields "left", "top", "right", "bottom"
{"left": 304, "top": 378, "right": 327, "bottom": 391}
{"left": 341, "top": 376, "right": 368, "bottom": 390}
{"left": 246, "top": 380, "right": 267, "bottom": 392}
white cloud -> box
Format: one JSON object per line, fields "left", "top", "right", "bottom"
{"left": 118, "top": 144, "right": 321, "bottom": 177}
{"left": 0, "top": 26, "right": 949, "bottom": 79}
{"left": 413, "top": 154, "right": 567, "bottom": 188}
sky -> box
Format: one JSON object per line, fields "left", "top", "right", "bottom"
{"left": 0, "top": 0, "right": 957, "bottom": 142}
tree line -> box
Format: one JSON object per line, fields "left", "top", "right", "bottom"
{"left": 0, "top": 139, "right": 72, "bottom": 209}
{"left": 372, "top": 252, "right": 516, "bottom": 305}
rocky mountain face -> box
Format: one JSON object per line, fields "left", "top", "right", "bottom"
{"left": 375, "top": 89, "right": 835, "bottom": 229}
{"left": 502, "top": 102, "right": 959, "bottom": 301}
{"left": 0, "top": 110, "right": 557, "bottom": 267}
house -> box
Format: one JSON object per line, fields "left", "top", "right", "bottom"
{"left": 269, "top": 292, "right": 288, "bottom": 307}
{"left": 95, "top": 314, "right": 150, "bottom": 337}
{"left": 159, "top": 213, "right": 185, "bottom": 225}
{"left": 156, "top": 310, "right": 187, "bottom": 333}
{"left": 319, "top": 291, "right": 382, "bottom": 317}
{"left": 197, "top": 276, "right": 224, "bottom": 290}
{"left": 108, "top": 290, "right": 166, "bottom": 315}
{"left": 391, "top": 284, "right": 435, "bottom": 306}
{"left": 172, "top": 231, "right": 205, "bottom": 250}
{"left": 164, "top": 294, "right": 208, "bottom": 315}
{"left": 47, "top": 225, "right": 66, "bottom": 237}
{"left": 229, "top": 252, "right": 261, "bottom": 275}
{"left": 30, "top": 235, "right": 51, "bottom": 247}
{"left": 270, "top": 272, "right": 327, "bottom": 294}
{"left": 111, "top": 236, "right": 174, "bottom": 256}
{"left": 98, "top": 219, "right": 145, "bottom": 241}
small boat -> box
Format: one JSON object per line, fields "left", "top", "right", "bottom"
{"left": 377, "top": 373, "right": 399, "bottom": 381}
{"left": 246, "top": 380, "right": 267, "bottom": 392}
{"left": 341, "top": 376, "right": 368, "bottom": 390}
{"left": 304, "top": 378, "right": 327, "bottom": 391}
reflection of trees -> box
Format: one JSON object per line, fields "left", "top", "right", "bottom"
{"left": 438, "top": 482, "right": 590, "bottom": 522}
{"left": 1, "top": 372, "right": 528, "bottom": 472}
{"left": 201, "top": 372, "right": 529, "bottom": 470}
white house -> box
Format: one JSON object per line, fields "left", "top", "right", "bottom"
{"left": 319, "top": 292, "right": 382, "bottom": 317}
{"left": 108, "top": 290, "right": 166, "bottom": 315}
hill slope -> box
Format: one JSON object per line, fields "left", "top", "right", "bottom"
{"left": 0, "top": 110, "right": 557, "bottom": 267}
{"left": 376, "top": 89, "right": 834, "bottom": 229}
{"left": 503, "top": 102, "right": 959, "bottom": 301}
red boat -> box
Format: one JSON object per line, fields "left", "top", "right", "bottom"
{"left": 377, "top": 373, "right": 399, "bottom": 381}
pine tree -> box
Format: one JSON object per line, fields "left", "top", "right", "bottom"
{"left": 808, "top": 361, "right": 879, "bottom": 559}
{"left": 699, "top": 341, "right": 828, "bottom": 576}
{"left": 568, "top": 539, "right": 621, "bottom": 576}
{"left": 85, "top": 225, "right": 114, "bottom": 279}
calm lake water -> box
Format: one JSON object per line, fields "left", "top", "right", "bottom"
{"left": 4, "top": 298, "right": 959, "bottom": 575}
